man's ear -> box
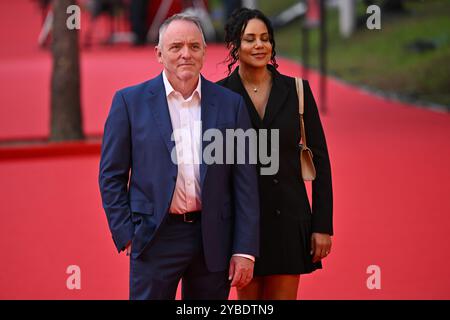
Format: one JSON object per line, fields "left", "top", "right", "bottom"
{"left": 155, "top": 46, "right": 162, "bottom": 63}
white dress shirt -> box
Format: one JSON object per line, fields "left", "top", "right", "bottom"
{"left": 162, "top": 71, "right": 254, "bottom": 262}
{"left": 163, "top": 71, "right": 202, "bottom": 214}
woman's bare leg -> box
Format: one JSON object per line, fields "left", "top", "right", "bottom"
{"left": 237, "top": 275, "right": 264, "bottom": 300}
{"left": 262, "top": 275, "right": 300, "bottom": 300}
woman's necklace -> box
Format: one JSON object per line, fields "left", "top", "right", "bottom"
{"left": 242, "top": 75, "right": 269, "bottom": 94}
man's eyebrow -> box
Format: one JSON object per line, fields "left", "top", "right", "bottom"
{"left": 167, "top": 40, "right": 202, "bottom": 45}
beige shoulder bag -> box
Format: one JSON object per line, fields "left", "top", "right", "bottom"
{"left": 295, "top": 77, "right": 316, "bottom": 181}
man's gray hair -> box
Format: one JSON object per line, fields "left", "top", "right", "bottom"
{"left": 158, "top": 13, "right": 207, "bottom": 48}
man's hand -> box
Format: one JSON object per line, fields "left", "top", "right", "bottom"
{"left": 228, "top": 256, "right": 254, "bottom": 290}
{"left": 311, "top": 233, "right": 332, "bottom": 263}
{"left": 125, "top": 241, "right": 132, "bottom": 256}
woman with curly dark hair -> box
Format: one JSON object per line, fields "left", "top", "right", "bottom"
{"left": 217, "top": 8, "right": 333, "bottom": 300}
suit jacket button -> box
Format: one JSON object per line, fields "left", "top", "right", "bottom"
{"left": 273, "top": 178, "right": 279, "bottom": 184}
{"left": 275, "top": 209, "right": 281, "bottom": 215}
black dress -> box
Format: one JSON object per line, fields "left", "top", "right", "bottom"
{"left": 217, "top": 65, "right": 333, "bottom": 275}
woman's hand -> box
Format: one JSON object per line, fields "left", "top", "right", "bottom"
{"left": 311, "top": 233, "right": 332, "bottom": 263}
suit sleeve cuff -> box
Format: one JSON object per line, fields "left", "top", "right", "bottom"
{"left": 232, "top": 253, "right": 255, "bottom": 262}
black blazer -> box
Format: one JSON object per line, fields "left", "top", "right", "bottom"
{"left": 217, "top": 65, "right": 333, "bottom": 235}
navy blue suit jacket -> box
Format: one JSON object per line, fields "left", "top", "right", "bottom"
{"left": 99, "top": 73, "right": 260, "bottom": 272}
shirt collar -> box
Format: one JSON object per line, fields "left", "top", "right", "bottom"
{"left": 162, "top": 70, "right": 202, "bottom": 100}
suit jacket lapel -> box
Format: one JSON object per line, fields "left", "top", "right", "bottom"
{"left": 200, "top": 76, "right": 219, "bottom": 188}
{"left": 147, "top": 74, "right": 176, "bottom": 156}
{"left": 147, "top": 74, "right": 219, "bottom": 188}
{"left": 262, "top": 67, "right": 289, "bottom": 127}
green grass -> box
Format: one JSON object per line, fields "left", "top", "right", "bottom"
{"left": 258, "top": 0, "right": 450, "bottom": 108}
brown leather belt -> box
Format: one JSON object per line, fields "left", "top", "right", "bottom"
{"left": 168, "top": 211, "right": 201, "bottom": 223}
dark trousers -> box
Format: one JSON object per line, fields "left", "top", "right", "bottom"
{"left": 129, "top": 214, "right": 230, "bottom": 300}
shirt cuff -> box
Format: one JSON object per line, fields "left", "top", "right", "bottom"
{"left": 232, "top": 253, "right": 255, "bottom": 262}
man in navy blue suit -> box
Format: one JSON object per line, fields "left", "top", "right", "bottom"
{"left": 99, "top": 13, "right": 260, "bottom": 300}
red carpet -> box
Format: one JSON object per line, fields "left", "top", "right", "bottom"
{"left": 1, "top": 0, "right": 449, "bottom": 299}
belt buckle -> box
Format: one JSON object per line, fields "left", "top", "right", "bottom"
{"left": 183, "top": 213, "right": 195, "bottom": 223}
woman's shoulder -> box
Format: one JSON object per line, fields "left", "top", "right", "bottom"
{"left": 215, "top": 76, "right": 230, "bottom": 87}
{"left": 275, "top": 71, "right": 310, "bottom": 88}
{"left": 216, "top": 74, "right": 242, "bottom": 95}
